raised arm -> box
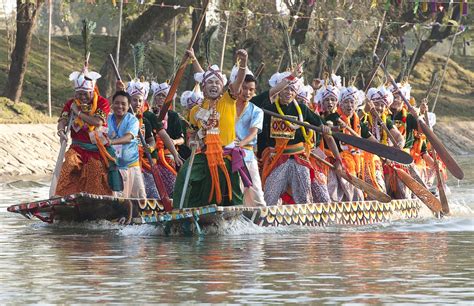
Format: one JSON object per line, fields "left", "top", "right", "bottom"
{"left": 229, "top": 49, "right": 248, "bottom": 98}
{"left": 186, "top": 48, "right": 204, "bottom": 74}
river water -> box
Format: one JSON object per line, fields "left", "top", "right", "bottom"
{"left": 1, "top": 158, "right": 473, "bottom": 304}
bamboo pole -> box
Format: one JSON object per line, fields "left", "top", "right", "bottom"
{"left": 116, "top": 0, "right": 123, "bottom": 69}
{"left": 219, "top": 11, "right": 229, "bottom": 69}
{"left": 47, "top": 0, "right": 52, "bottom": 117}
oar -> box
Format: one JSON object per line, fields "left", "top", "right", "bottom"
{"left": 311, "top": 153, "right": 391, "bottom": 203}
{"left": 179, "top": 141, "right": 198, "bottom": 209}
{"left": 423, "top": 110, "right": 449, "bottom": 214}
{"left": 109, "top": 54, "right": 173, "bottom": 212}
{"left": 49, "top": 115, "right": 74, "bottom": 197}
{"left": 380, "top": 63, "right": 464, "bottom": 180}
{"left": 157, "top": 0, "right": 209, "bottom": 122}
{"left": 262, "top": 109, "right": 413, "bottom": 165}
{"left": 390, "top": 164, "right": 443, "bottom": 214}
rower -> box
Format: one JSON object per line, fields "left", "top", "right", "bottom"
{"left": 56, "top": 68, "right": 121, "bottom": 196}
{"left": 234, "top": 70, "right": 266, "bottom": 207}
{"left": 151, "top": 81, "right": 189, "bottom": 160}
{"left": 180, "top": 84, "right": 204, "bottom": 146}
{"left": 323, "top": 84, "right": 366, "bottom": 201}
{"left": 254, "top": 69, "right": 341, "bottom": 205}
{"left": 360, "top": 85, "right": 404, "bottom": 196}
{"left": 173, "top": 48, "right": 248, "bottom": 208}
{"left": 116, "top": 79, "right": 182, "bottom": 199}
{"left": 388, "top": 82, "right": 434, "bottom": 188}
{"left": 107, "top": 91, "right": 146, "bottom": 198}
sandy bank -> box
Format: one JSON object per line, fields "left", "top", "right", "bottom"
{"left": 0, "top": 122, "right": 472, "bottom": 180}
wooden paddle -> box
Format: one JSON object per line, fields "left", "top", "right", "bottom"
{"left": 157, "top": 0, "right": 209, "bottom": 122}
{"left": 311, "top": 153, "right": 391, "bottom": 203}
{"left": 179, "top": 141, "right": 198, "bottom": 209}
{"left": 49, "top": 115, "right": 74, "bottom": 197}
{"left": 423, "top": 110, "right": 449, "bottom": 214}
{"left": 390, "top": 165, "right": 442, "bottom": 214}
{"left": 380, "top": 63, "right": 464, "bottom": 180}
{"left": 262, "top": 109, "right": 413, "bottom": 165}
{"left": 109, "top": 54, "right": 173, "bottom": 212}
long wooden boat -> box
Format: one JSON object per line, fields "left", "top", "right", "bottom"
{"left": 7, "top": 193, "right": 428, "bottom": 234}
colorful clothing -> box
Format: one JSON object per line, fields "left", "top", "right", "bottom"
{"left": 360, "top": 113, "right": 391, "bottom": 196}
{"left": 324, "top": 112, "right": 364, "bottom": 201}
{"left": 107, "top": 113, "right": 140, "bottom": 169}
{"left": 258, "top": 99, "right": 329, "bottom": 205}
{"left": 56, "top": 96, "right": 119, "bottom": 196}
{"left": 107, "top": 112, "right": 145, "bottom": 198}
{"left": 173, "top": 90, "right": 243, "bottom": 208}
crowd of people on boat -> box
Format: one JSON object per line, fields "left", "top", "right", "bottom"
{"left": 54, "top": 48, "right": 446, "bottom": 209}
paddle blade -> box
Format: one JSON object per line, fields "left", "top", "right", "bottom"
{"left": 333, "top": 132, "right": 413, "bottom": 165}
{"left": 394, "top": 167, "right": 442, "bottom": 214}
{"left": 337, "top": 170, "right": 391, "bottom": 203}
{"left": 418, "top": 120, "right": 464, "bottom": 180}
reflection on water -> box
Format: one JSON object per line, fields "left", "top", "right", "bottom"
{"left": 0, "top": 157, "right": 473, "bottom": 303}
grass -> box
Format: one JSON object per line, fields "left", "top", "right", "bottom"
{"left": 0, "top": 97, "right": 57, "bottom": 123}
{"left": 0, "top": 29, "right": 473, "bottom": 122}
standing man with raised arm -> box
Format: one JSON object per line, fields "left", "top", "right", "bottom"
{"left": 173, "top": 49, "right": 248, "bottom": 208}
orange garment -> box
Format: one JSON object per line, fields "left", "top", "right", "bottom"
{"left": 56, "top": 148, "right": 112, "bottom": 196}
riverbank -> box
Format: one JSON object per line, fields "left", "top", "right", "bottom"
{"left": 0, "top": 124, "right": 59, "bottom": 181}
{"left": 0, "top": 122, "right": 473, "bottom": 180}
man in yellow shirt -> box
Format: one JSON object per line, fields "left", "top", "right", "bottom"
{"left": 173, "top": 49, "right": 248, "bottom": 208}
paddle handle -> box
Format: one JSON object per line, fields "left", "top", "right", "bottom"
{"left": 179, "top": 143, "right": 197, "bottom": 209}
{"left": 49, "top": 114, "right": 74, "bottom": 197}
{"left": 336, "top": 118, "right": 360, "bottom": 138}
{"left": 157, "top": 0, "right": 210, "bottom": 122}
{"left": 423, "top": 111, "right": 449, "bottom": 214}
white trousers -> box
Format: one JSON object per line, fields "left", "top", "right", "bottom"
{"left": 241, "top": 158, "right": 266, "bottom": 207}
{"left": 114, "top": 166, "right": 147, "bottom": 199}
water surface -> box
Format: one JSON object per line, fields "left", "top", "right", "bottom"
{"left": 0, "top": 157, "right": 473, "bottom": 304}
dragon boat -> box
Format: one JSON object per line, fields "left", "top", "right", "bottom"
{"left": 7, "top": 193, "right": 429, "bottom": 234}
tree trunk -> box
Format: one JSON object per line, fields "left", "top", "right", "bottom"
{"left": 97, "top": 0, "right": 196, "bottom": 97}
{"left": 3, "top": 0, "right": 43, "bottom": 103}
{"left": 407, "top": 4, "right": 461, "bottom": 72}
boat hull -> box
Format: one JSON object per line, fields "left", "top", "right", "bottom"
{"left": 7, "top": 193, "right": 425, "bottom": 229}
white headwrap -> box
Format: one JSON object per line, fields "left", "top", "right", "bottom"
{"left": 127, "top": 79, "right": 150, "bottom": 99}
{"left": 229, "top": 65, "right": 253, "bottom": 83}
{"left": 339, "top": 86, "right": 365, "bottom": 107}
{"left": 297, "top": 84, "right": 314, "bottom": 104}
{"left": 69, "top": 70, "right": 101, "bottom": 92}
{"left": 180, "top": 84, "right": 204, "bottom": 109}
{"left": 388, "top": 82, "right": 411, "bottom": 101}
{"left": 315, "top": 85, "right": 340, "bottom": 104}
{"left": 268, "top": 71, "right": 302, "bottom": 92}
{"left": 151, "top": 81, "right": 171, "bottom": 98}
{"left": 367, "top": 86, "right": 394, "bottom": 107}
{"left": 194, "top": 64, "right": 227, "bottom": 86}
